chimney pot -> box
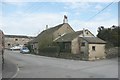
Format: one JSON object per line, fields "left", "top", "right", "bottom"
{"left": 46, "top": 25, "right": 48, "bottom": 30}
{"left": 63, "top": 15, "right": 68, "bottom": 23}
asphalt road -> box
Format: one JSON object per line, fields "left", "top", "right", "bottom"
{"left": 3, "top": 50, "right": 118, "bottom": 78}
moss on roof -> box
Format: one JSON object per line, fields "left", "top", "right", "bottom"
{"left": 82, "top": 37, "right": 106, "bottom": 44}
{"left": 54, "top": 30, "right": 83, "bottom": 42}
{"left": 5, "top": 35, "right": 34, "bottom": 38}
{"left": 31, "top": 23, "right": 65, "bottom": 43}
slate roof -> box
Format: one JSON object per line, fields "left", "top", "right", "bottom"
{"left": 5, "top": 35, "right": 34, "bottom": 38}
{"left": 54, "top": 30, "right": 83, "bottom": 42}
{"left": 82, "top": 37, "right": 106, "bottom": 44}
{"left": 30, "top": 23, "right": 66, "bottom": 43}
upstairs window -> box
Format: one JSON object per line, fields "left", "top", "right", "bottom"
{"left": 81, "top": 42, "right": 85, "bottom": 46}
{"left": 86, "top": 32, "right": 89, "bottom": 35}
{"left": 16, "top": 44, "right": 19, "bottom": 46}
{"left": 15, "top": 39, "right": 18, "bottom": 41}
{"left": 8, "top": 44, "right": 11, "bottom": 46}
{"left": 65, "top": 43, "right": 71, "bottom": 50}
{"left": 92, "top": 46, "right": 95, "bottom": 51}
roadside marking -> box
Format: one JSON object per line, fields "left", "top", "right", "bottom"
{"left": 9, "top": 64, "right": 19, "bottom": 80}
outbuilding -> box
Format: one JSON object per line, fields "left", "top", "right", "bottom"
{"left": 80, "top": 37, "right": 106, "bottom": 60}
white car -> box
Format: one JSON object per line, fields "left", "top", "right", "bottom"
{"left": 20, "top": 47, "right": 30, "bottom": 53}
{"left": 10, "top": 46, "right": 21, "bottom": 50}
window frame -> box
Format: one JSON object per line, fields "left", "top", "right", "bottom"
{"left": 92, "top": 46, "right": 96, "bottom": 51}
{"left": 81, "top": 42, "right": 85, "bottom": 46}
{"left": 15, "top": 38, "right": 18, "bottom": 41}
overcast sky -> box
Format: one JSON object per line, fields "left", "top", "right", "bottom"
{"left": 0, "top": 0, "right": 118, "bottom": 36}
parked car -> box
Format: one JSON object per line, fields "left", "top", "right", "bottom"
{"left": 20, "top": 47, "right": 30, "bottom": 53}
{"left": 10, "top": 46, "right": 21, "bottom": 50}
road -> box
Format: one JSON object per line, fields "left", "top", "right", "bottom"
{"left": 3, "top": 50, "right": 118, "bottom": 78}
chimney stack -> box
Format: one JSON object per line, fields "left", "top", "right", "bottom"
{"left": 83, "top": 28, "right": 85, "bottom": 37}
{"left": 63, "top": 15, "right": 68, "bottom": 23}
{"left": 46, "top": 25, "right": 48, "bottom": 30}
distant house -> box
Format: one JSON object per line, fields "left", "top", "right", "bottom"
{"left": 30, "top": 16, "right": 74, "bottom": 54}
{"left": 5, "top": 35, "right": 34, "bottom": 49}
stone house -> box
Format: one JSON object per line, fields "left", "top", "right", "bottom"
{"left": 30, "top": 16, "right": 75, "bottom": 54}
{"left": 80, "top": 37, "right": 106, "bottom": 60}
{"left": 54, "top": 31, "right": 106, "bottom": 60}
{"left": 30, "top": 15, "right": 106, "bottom": 60}
{"left": 54, "top": 29, "right": 94, "bottom": 53}
{"left": 5, "top": 35, "right": 34, "bottom": 49}
{"left": 30, "top": 23, "right": 75, "bottom": 54}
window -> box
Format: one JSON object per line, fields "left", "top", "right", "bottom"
{"left": 16, "top": 44, "right": 19, "bottom": 46}
{"left": 92, "top": 46, "right": 95, "bottom": 51}
{"left": 81, "top": 42, "right": 85, "bottom": 46}
{"left": 15, "top": 38, "right": 18, "bottom": 41}
{"left": 8, "top": 44, "right": 11, "bottom": 46}
{"left": 81, "top": 51, "right": 84, "bottom": 54}
{"left": 65, "top": 43, "right": 71, "bottom": 50}
{"left": 58, "top": 35, "right": 61, "bottom": 36}
{"left": 86, "top": 32, "right": 89, "bottom": 34}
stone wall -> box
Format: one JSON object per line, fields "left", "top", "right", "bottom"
{"left": 88, "top": 44, "right": 106, "bottom": 60}
{"left": 5, "top": 36, "right": 33, "bottom": 49}
{"left": 71, "top": 37, "right": 80, "bottom": 54}
{"left": 54, "top": 23, "right": 74, "bottom": 39}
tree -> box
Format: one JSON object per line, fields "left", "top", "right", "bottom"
{"left": 97, "top": 25, "right": 120, "bottom": 47}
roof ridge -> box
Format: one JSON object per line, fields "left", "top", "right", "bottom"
{"left": 46, "top": 23, "right": 64, "bottom": 30}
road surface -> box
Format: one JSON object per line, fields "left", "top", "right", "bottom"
{"left": 3, "top": 50, "right": 118, "bottom": 78}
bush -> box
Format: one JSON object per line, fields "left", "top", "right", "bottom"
{"left": 105, "top": 42, "right": 114, "bottom": 49}
{"left": 38, "top": 46, "right": 60, "bottom": 57}
{"left": 38, "top": 46, "right": 83, "bottom": 60}
{"left": 57, "top": 53, "right": 82, "bottom": 60}
{"left": 105, "top": 47, "right": 118, "bottom": 58}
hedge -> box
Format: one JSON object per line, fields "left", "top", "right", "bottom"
{"left": 38, "top": 46, "right": 60, "bottom": 57}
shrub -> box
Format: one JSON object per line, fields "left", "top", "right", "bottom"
{"left": 38, "top": 46, "right": 60, "bottom": 57}
{"left": 105, "top": 47, "right": 118, "bottom": 58}
{"left": 57, "top": 52, "right": 82, "bottom": 60}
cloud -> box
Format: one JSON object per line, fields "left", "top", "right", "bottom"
{"left": 64, "top": 2, "right": 92, "bottom": 16}
{"left": 2, "top": 0, "right": 120, "bottom": 2}
{"left": 70, "top": 13, "right": 118, "bottom": 36}
{"left": 95, "top": 4, "right": 103, "bottom": 10}
{"left": 2, "top": 11, "right": 117, "bottom": 36}
{"left": 1, "top": 2, "right": 117, "bottom": 37}
{"left": 65, "top": 2, "right": 91, "bottom": 10}
{"left": 2, "top": 13, "right": 65, "bottom": 36}
{"left": 70, "top": 19, "right": 117, "bottom": 36}
{"left": 2, "top": 1, "right": 28, "bottom": 7}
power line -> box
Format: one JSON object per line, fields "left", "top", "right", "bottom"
{"left": 87, "top": 0, "right": 115, "bottom": 21}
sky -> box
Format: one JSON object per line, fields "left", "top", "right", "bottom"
{"left": 0, "top": 0, "right": 119, "bottom": 37}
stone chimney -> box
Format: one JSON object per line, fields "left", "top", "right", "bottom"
{"left": 46, "top": 25, "right": 48, "bottom": 30}
{"left": 83, "top": 28, "right": 85, "bottom": 37}
{"left": 63, "top": 15, "right": 68, "bottom": 23}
